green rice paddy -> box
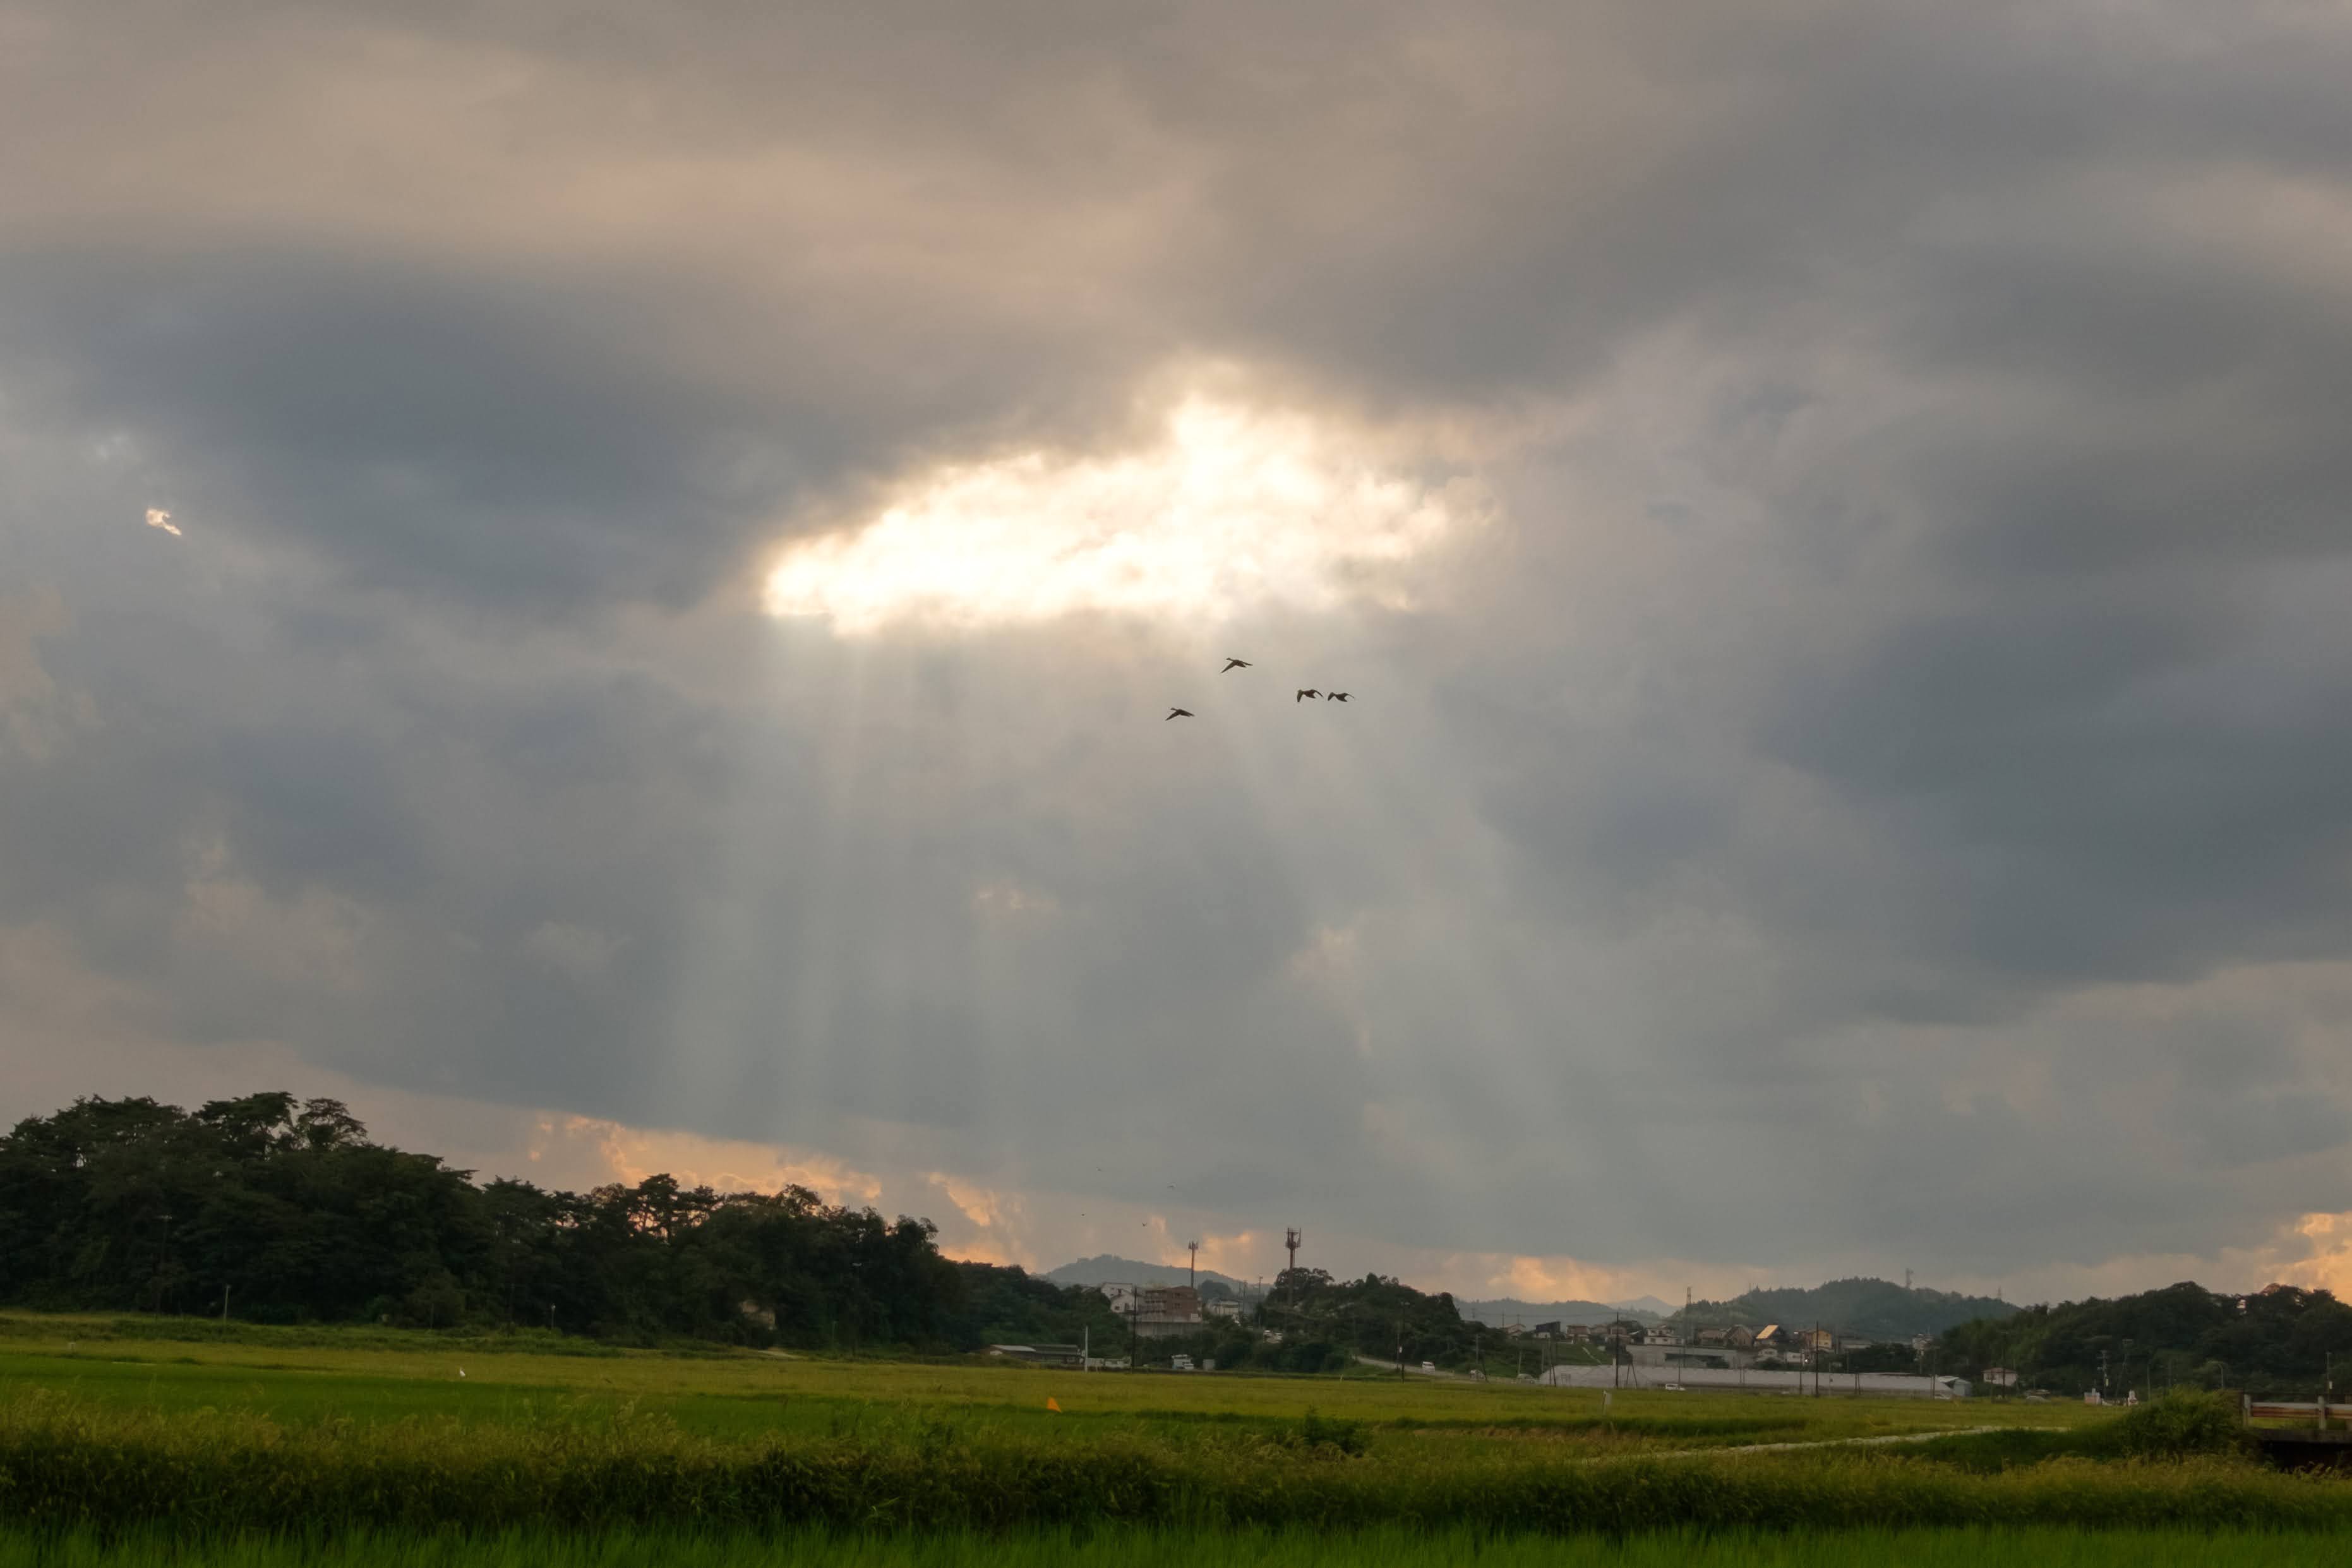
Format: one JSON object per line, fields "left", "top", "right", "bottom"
{"left": 0, "top": 1312, "right": 2342, "bottom": 1557}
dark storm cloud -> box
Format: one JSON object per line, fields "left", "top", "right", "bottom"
{"left": 8, "top": 0, "right": 2352, "bottom": 1292}
{"left": 0, "top": 251, "right": 798, "bottom": 609}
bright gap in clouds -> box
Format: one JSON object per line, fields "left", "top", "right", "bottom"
{"left": 765, "top": 398, "right": 1475, "bottom": 631}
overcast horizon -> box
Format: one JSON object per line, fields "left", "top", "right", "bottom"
{"left": 8, "top": 1, "right": 2352, "bottom": 1312}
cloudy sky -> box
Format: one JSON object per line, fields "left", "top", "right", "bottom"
{"left": 7, "top": 0, "right": 2352, "bottom": 1307}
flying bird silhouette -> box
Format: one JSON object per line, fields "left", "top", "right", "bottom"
{"left": 1220, "top": 657, "right": 1252, "bottom": 672}
{"left": 1326, "top": 691, "right": 1350, "bottom": 702}
{"left": 1295, "top": 689, "right": 1320, "bottom": 703}
{"left": 1166, "top": 707, "right": 1194, "bottom": 721}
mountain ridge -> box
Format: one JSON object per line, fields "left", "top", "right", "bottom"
{"left": 1040, "top": 1254, "right": 1255, "bottom": 1293}
{"left": 1038, "top": 1257, "right": 1667, "bottom": 1321}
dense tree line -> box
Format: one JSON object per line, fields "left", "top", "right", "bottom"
{"left": 1193, "top": 1267, "right": 1484, "bottom": 1372}
{"left": 1677, "top": 1277, "right": 2014, "bottom": 1341}
{"left": 0, "top": 1092, "right": 1117, "bottom": 1351}
{"left": 1936, "top": 1281, "right": 2352, "bottom": 1399}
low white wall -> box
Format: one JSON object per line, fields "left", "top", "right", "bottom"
{"left": 1540, "top": 1364, "right": 1969, "bottom": 1399}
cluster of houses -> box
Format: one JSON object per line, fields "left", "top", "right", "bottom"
{"left": 983, "top": 1282, "right": 1244, "bottom": 1368}
{"left": 1096, "top": 1283, "right": 1247, "bottom": 1338}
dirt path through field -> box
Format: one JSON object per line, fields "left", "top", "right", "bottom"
{"left": 1633, "top": 1425, "right": 2014, "bottom": 1461}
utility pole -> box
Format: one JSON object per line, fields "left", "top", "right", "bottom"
{"left": 220, "top": 1284, "right": 231, "bottom": 1322}
{"left": 153, "top": 1211, "right": 174, "bottom": 1314}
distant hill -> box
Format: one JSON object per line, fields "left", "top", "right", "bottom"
{"left": 1678, "top": 1278, "right": 2015, "bottom": 1339}
{"left": 1041, "top": 1254, "right": 1256, "bottom": 1293}
{"left": 1456, "top": 1296, "right": 1664, "bottom": 1327}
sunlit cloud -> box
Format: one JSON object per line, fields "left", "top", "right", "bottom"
{"left": 2284, "top": 1211, "right": 2352, "bottom": 1298}
{"left": 143, "top": 506, "right": 181, "bottom": 537}
{"left": 765, "top": 397, "right": 1479, "bottom": 633}
{"left": 928, "top": 1172, "right": 1009, "bottom": 1230}
{"left": 529, "top": 1113, "right": 884, "bottom": 1206}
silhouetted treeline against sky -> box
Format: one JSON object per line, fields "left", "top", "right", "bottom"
{"left": 0, "top": 1092, "right": 1119, "bottom": 1350}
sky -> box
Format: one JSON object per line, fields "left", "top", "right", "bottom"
{"left": 6, "top": 0, "right": 2352, "bottom": 1309}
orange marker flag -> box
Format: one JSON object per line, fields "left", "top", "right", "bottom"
{"left": 1047, "top": 1397, "right": 1062, "bottom": 1413}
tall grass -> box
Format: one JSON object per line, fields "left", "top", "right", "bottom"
{"left": 1, "top": 1389, "right": 2344, "bottom": 1535}
{"left": 0, "top": 1527, "right": 2340, "bottom": 1568}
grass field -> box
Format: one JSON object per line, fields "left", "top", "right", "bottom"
{"left": 0, "top": 1312, "right": 2080, "bottom": 1452}
{"left": 0, "top": 1311, "right": 2343, "bottom": 1553}
{"left": 1, "top": 1527, "right": 2341, "bottom": 1568}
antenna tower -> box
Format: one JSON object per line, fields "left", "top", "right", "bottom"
{"left": 1283, "top": 1227, "right": 1301, "bottom": 1299}
{"left": 1187, "top": 1240, "right": 1199, "bottom": 1290}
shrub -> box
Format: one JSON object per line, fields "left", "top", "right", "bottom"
{"left": 2090, "top": 1391, "right": 2252, "bottom": 1460}
{"left": 1287, "top": 1412, "right": 1367, "bottom": 1457}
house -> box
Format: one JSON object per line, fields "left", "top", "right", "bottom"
{"left": 1753, "top": 1324, "right": 1784, "bottom": 1346}
{"left": 1560, "top": 1325, "right": 1592, "bottom": 1343}
{"left": 1131, "top": 1286, "right": 1203, "bottom": 1339}
{"left": 1724, "top": 1326, "right": 1756, "bottom": 1348}
{"left": 1105, "top": 1284, "right": 1201, "bottom": 1334}
{"left": 1647, "top": 1324, "right": 1682, "bottom": 1346}
{"left": 1695, "top": 1327, "right": 1729, "bottom": 1348}
{"left": 1533, "top": 1321, "right": 1563, "bottom": 1338}
{"left": 987, "top": 1343, "right": 1086, "bottom": 1368}
{"left": 1204, "top": 1298, "right": 1244, "bottom": 1320}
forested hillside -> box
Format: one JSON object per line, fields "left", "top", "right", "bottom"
{"left": 1936, "top": 1281, "right": 2352, "bottom": 1399}
{"left": 0, "top": 1092, "right": 1118, "bottom": 1351}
